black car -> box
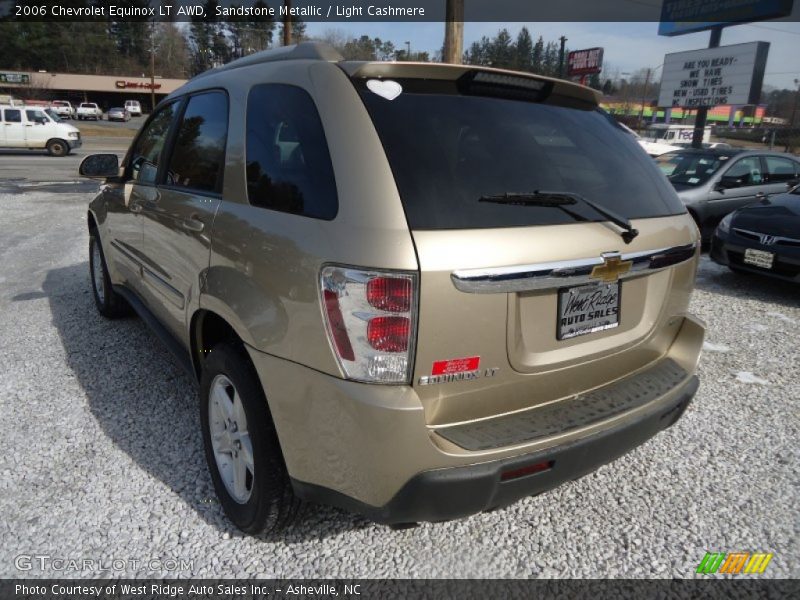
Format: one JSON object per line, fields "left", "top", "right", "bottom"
{"left": 711, "top": 187, "right": 800, "bottom": 282}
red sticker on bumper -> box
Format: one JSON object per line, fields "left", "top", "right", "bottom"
{"left": 431, "top": 356, "right": 480, "bottom": 375}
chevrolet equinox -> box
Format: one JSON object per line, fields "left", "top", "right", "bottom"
{"left": 79, "top": 43, "right": 705, "bottom": 533}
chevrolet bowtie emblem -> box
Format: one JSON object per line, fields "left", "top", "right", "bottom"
{"left": 591, "top": 254, "right": 633, "bottom": 282}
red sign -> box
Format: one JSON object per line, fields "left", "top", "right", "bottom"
{"left": 115, "top": 81, "right": 162, "bottom": 90}
{"left": 567, "top": 47, "right": 604, "bottom": 77}
{"left": 431, "top": 356, "right": 480, "bottom": 376}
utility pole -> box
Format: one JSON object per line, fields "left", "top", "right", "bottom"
{"left": 639, "top": 68, "right": 652, "bottom": 129}
{"left": 692, "top": 26, "right": 722, "bottom": 149}
{"left": 405, "top": 41, "right": 411, "bottom": 59}
{"left": 283, "top": 1, "right": 292, "bottom": 46}
{"left": 558, "top": 36, "right": 568, "bottom": 78}
{"left": 150, "top": 21, "right": 156, "bottom": 114}
{"left": 443, "top": 0, "right": 464, "bottom": 64}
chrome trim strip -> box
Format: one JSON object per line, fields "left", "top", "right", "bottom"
{"left": 451, "top": 242, "right": 698, "bottom": 293}
{"left": 733, "top": 228, "right": 800, "bottom": 246}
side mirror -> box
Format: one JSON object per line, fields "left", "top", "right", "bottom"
{"left": 79, "top": 154, "right": 120, "bottom": 179}
{"left": 36, "top": 117, "right": 48, "bottom": 125}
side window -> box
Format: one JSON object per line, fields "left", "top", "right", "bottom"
{"left": 165, "top": 91, "right": 228, "bottom": 193}
{"left": 723, "top": 157, "right": 763, "bottom": 187}
{"left": 764, "top": 157, "right": 799, "bottom": 183}
{"left": 4, "top": 109, "right": 21, "bottom": 123}
{"left": 245, "top": 84, "right": 338, "bottom": 220}
{"left": 128, "top": 102, "right": 177, "bottom": 184}
{"left": 25, "top": 109, "right": 47, "bottom": 122}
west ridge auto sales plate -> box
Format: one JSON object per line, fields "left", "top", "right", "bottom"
{"left": 557, "top": 282, "right": 620, "bottom": 340}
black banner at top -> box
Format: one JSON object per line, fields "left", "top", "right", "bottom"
{"left": 2, "top": 0, "right": 798, "bottom": 23}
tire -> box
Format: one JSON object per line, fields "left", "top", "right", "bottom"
{"left": 89, "top": 229, "right": 130, "bottom": 318}
{"left": 200, "top": 342, "right": 299, "bottom": 534}
{"left": 46, "top": 139, "right": 69, "bottom": 157}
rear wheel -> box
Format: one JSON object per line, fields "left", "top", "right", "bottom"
{"left": 46, "top": 139, "right": 69, "bottom": 157}
{"left": 200, "top": 343, "right": 299, "bottom": 534}
{"left": 89, "top": 230, "right": 130, "bottom": 318}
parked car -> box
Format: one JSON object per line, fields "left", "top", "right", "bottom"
{"left": 107, "top": 107, "right": 131, "bottom": 122}
{"left": 124, "top": 100, "right": 143, "bottom": 117}
{"left": 79, "top": 43, "right": 704, "bottom": 534}
{"left": 1, "top": 103, "right": 81, "bottom": 156}
{"left": 711, "top": 188, "right": 800, "bottom": 282}
{"left": 77, "top": 102, "right": 103, "bottom": 120}
{"left": 655, "top": 148, "right": 800, "bottom": 243}
{"left": 51, "top": 100, "right": 75, "bottom": 119}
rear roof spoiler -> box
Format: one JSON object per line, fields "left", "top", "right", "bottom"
{"left": 340, "top": 61, "right": 601, "bottom": 109}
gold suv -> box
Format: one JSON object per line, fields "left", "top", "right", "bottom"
{"left": 79, "top": 43, "right": 704, "bottom": 533}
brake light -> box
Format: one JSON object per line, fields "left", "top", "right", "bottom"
{"left": 367, "top": 277, "right": 412, "bottom": 312}
{"left": 367, "top": 316, "right": 410, "bottom": 352}
{"left": 320, "top": 266, "right": 418, "bottom": 384}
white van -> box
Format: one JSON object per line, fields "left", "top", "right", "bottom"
{"left": 123, "top": 100, "right": 142, "bottom": 116}
{"left": 1, "top": 104, "right": 82, "bottom": 156}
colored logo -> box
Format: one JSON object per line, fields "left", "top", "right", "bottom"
{"left": 696, "top": 552, "right": 773, "bottom": 575}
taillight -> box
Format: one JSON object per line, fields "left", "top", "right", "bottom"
{"left": 320, "top": 266, "right": 418, "bottom": 384}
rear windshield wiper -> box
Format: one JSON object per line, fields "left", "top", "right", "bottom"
{"left": 479, "top": 191, "right": 639, "bottom": 244}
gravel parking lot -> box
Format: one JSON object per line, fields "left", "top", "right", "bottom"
{"left": 0, "top": 180, "right": 797, "bottom": 579}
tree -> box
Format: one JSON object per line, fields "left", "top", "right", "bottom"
{"left": 488, "top": 28, "right": 514, "bottom": 68}
{"left": 532, "top": 36, "right": 544, "bottom": 72}
{"left": 514, "top": 27, "right": 533, "bottom": 72}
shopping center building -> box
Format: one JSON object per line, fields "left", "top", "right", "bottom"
{"left": 0, "top": 70, "right": 188, "bottom": 113}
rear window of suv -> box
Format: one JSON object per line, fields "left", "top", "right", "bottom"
{"left": 356, "top": 77, "right": 684, "bottom": 229}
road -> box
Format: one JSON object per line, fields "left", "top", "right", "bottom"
{"left": 0, "top": 177, "right": 797, "bottom": 578}
{"left": 0, "top": 138, "right": 130, "bottom": 185}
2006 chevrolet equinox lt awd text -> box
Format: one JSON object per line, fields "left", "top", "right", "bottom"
{"left": 79, "top": 43, "right": 705, "bottom": 533}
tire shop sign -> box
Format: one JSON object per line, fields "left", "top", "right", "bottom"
{"left": 115, "top": 80, "right": 162, "bottom": 90}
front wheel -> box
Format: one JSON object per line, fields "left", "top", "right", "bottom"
{"left": 200, "top": 343, "right": 299, "bottom": 534}
{"left": 46, "top": 139, "right": 69, "bottom": 157}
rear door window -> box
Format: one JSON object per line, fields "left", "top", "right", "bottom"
{"left": 764, "top": 156, "right": 799, "bottom": 183}
{"left": 356, "top": 78, "right": 683, "bottom": 230}
{"left": 245, "top": 84, "right": 338, "bottom": 220}
{"left": 4, "top": 109, "right": 21, "bottom": 123}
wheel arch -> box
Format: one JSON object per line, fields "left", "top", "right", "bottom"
{"left": 190, "top": 309, "right": 252, "bottom": 383}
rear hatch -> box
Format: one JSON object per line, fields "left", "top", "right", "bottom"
{"left": 349, "top": 64, "right": 699, "bottom": 427}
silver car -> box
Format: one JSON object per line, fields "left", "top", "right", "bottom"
{"left": 656, "top": 148, "right": 800, "bottom": 242}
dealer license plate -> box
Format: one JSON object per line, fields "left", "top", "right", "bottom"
{"left": 743, "top": 248, "right": 774, "bottom": 269}
{"left": 558, "top": 282, "right": 620, "bottom": 340}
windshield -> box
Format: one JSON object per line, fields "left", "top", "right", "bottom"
{"left": 655, "top": 152, "right": 729, "bottom": 187}
{"left": 45, "top": 109, "right": 62, "bottom": 122}
{"left": 357, "top": 79, "right": 683, "bottom": 229}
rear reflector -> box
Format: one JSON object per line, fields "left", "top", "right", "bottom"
{"left": 500, "top": 460, "right": 553, "bottom": 481}
{"left": 323, "top": 289, "right": 355, "bottom": 361}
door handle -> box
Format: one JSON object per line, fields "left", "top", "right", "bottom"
{"left": 182, "top": 216, "right": 205, "bottom": 233}
{"left": 755, "top": 192, "right": 766, "bottom": 200}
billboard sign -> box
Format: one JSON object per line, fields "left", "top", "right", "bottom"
{"left": 658, "top": 0, "right": 794, "bottom": 36}
{"left": 657, "top": 42, "right": 769, "bottom": 109}
{"left": 567, "top": 47, "right": 604, "bottom": 76}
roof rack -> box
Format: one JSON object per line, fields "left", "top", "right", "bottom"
{"left": 191, "top": 42, "right": 343, "bottom": 80}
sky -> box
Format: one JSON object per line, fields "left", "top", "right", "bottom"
{"left": 304, "top": 21, "right": 800, "bottom": 90}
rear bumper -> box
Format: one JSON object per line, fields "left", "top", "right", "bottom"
{"left": 247, "top": 314, "right": 705, "bottom": 522}
{"left": 293, "top": 375, "right": 698, "bottom": 524}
